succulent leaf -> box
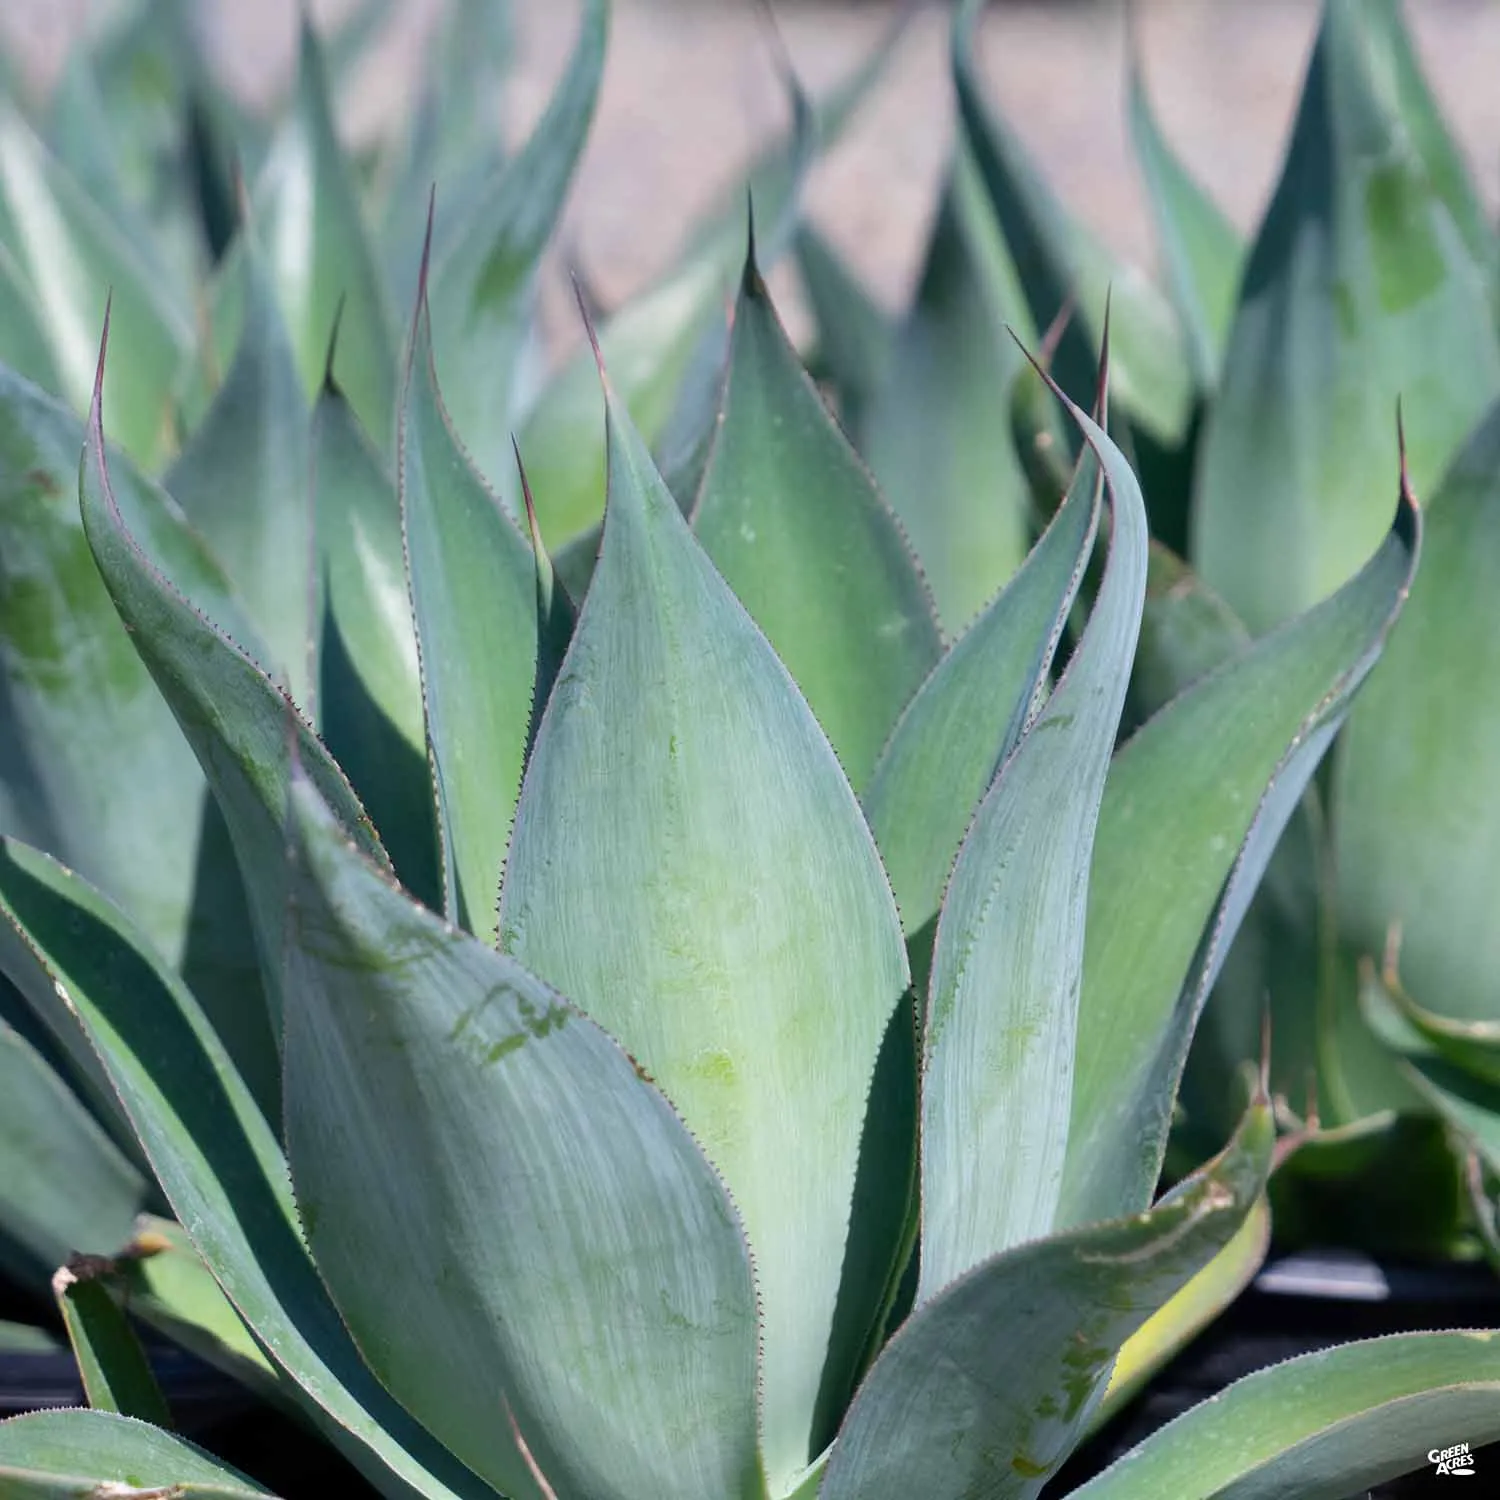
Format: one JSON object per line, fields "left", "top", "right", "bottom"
{"left": 253, "top": 17, "right": 397, "bottom": 442}
{"left": 1334, "top": 399, "right": 1500, "bottom": 1025}
{"left": 920, "top": 378, "right": 1147, "bottom": 1291}
{"left": 1066, "top": 1330, "right": 1500, "bottom": 1499}
{"left": 0, "top": 840, "right": 492, "bottom": 1500}
{"left": 0, "top": 1019, "right": 145, "bottom": 1287}
{"left": 0, "top": 1409, "right": 270, "bottom": 1497}
{"left": 400, "top": 266, "right": 539, "bottom": 942}
{"left": 863, "top": 434, "right": 1097, "bottom": 990}
{"left": 313, "top": 373, "right": 442, "bottom": 911}
{"left": 692, "top": 249, "right": 941, "bottom": 792}
{"left": 952, "top": 0, "right": 1194, "bottom": 448}
{"left": 820, "top": 1098, "right": 1273, "bottom": 1500}
{"left": 427, "top": 0, "right": 606, "bottom": 490}
{"left": 282, "top": 773, "right": 764, "bottom": 1500}
{"left": 861, "top": 140, "right": 1037, "bottom": 633}
{"left": 1065, "top": 477, "right": 1421, "bottom": 1226}
{"left": 81, "top": 341, "right": 384, "bottom": 1062}
{"left": 0, "top": 107, "right": 192, "bottom": 470}
{"left": 1192, "top": 0, "right": 1500, "bottom": 634}
{"left": 1127, "top": 47, "right": 1244, "bottom": 389}
{"left": 164, "top": 240, "right": 315, "bottom": 706}
{"left": 500, "top": 358, "right": 911, "bottom": 1493}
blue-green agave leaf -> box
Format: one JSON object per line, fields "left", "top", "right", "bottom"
{"left": 0, "top": 1410, "right": 269, "bottom": 1497}
{"left": 821, "top": 1100, "right": 1272, "bottom": 1500}
{"left": 0, "top": 842, "right": 494, "bottom": 1500}
{"left": 253, "top": 17, "right": 397, "bottom": 441}
{"left": 692, "top": 249, "right": 941, "bottom": 791}
{"left": 1334, "top": 398, "right": 1500, "bottom": 1024}
{"left": 952, "top": 0, "right": 1194, "bottom": 447}
{"left": 164, "top": 240, "right": 315, "bottom": 706}
{"left": 1068, "top": 1330, "right": 1500, "bottom": 1499}
{"left": 1192, "top": 0, "right": 1500, "bottom": 634}
{"left": 313, "top": 372, "right": 441, "bottom": 912}
{"left": 861, "top": 139, "right": 1037, "bottom": 633}
{"left": 282, "top": 774, "right": 764, "bottom": 1500}
{"left": 500, "top": 355, "right": 910, "bottom": 1494}
{"left": 1064, "top": 478, "right": 1420, "bottom": 1226}
{"left": 80, "top": 329, "right": 385, "bottom": 1051}
{"left": 863, "top": 442, "right": 1097, "bottom": 974}
{"left": 0, "top": 107, "right": 192, "bottom": 470}
{"left": 401, "top": 258, "right": 539, "bottom": 943}
{"left": 427, "top": 0, "right": 606, "bottom": 491}
{"left": 1127, "top": 47, "right": 1244, "bottom": 388}
{"left": 920, "top": 383, "right": 1147, "bottom": 1293}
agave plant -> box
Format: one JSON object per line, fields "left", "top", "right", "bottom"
{"left": 11, "top": 103, "right": 1500, "bottom": 1482}
{"left": 0, "top": 0, "right": 911, "bottom": 1332}
{"left": 802, "top": 0, "right": 1500, "bottom": 1265}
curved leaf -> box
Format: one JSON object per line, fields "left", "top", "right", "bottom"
{"left": 163, "top": 243, "right": 314, "bottom": 705}
{"left": 283, "top": 775, "right": 763, "bottom": 1500}
{"left": 401, "top": 274, "right": 538, "bottom": 942}
{"left": 863, "top": 452, "right": 1097, "bottom": 971}
{"left": 500, "top": 361, "right": 910, "bottom": 1492}
{"left": 0, "top": 366, "right": 271, "bottom": 1112}
{"left": 81, "top": 338, "right": 385, "bottom": 1049}
{"left": 821, "top": 1102, "right": 1272, "bottom": 1500}
{"left": 1192, "top": 0, "right": 1500, "bottom": 634}
{"left": 0, "top": 1410, "right": 269, "bottom": 1498}
{"left": 1064, "top": 480, "right": 1420, "bottom": 1226}
{"left": 0, "top": 841, "right": 493, "bottom": 1500}
{"left": 1334, "top": 399, "right": 1500, "bottom": 1023}
{"left": 1069, "top": 1329, "right": 1500, "bottom": 1499}
{"left": 692, "top": 252, "right": 940, "bottom": 790}
{"left": 920, "top": 385, "right": 1147, "bottom": 1293}
{"left": 428, "top": 0, "right": 606, "bottom": 489}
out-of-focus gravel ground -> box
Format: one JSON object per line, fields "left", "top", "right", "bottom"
{"left": 4, "top": 0, "right": 1499, "bottom": 330}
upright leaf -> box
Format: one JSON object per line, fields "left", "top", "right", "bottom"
{"left": 282, "top": 776, "right": 763, "bottom": 1500}
{"left": 862, "top": 142, "right": 1037, "bottom": 633}
{"left": 1064, "top": 483, "right": 1420, "bottom": 1226}
{"left": 428, "top": 0, "right": 606, "bottom": 489}
{"left": 401, "top": 270, "right": 538, "bottom": 942}
{"left": 164, "top": 243, "right": 314, "bottom": 705}
{"left": 1364, "top": 0, "right": 1494, "bottom": 269}
{"left": 863, "top": 456, "right": 1097, "bottom": 978}
{"left": 821, "top": 1103, "right": 1272, "bottom": 1500}
{"left": 254, "top": 19, "right": 397, "bottom": 440}
{"left": 54, "top": 1264, "right": 173, "bottom": 1427}
{"left": 1127, "top": 51, "right": 1244, "bottom": 388}
{"left": 952, "top": 0, "right": 1194, "bottom": 447}
{"left": 1334, "top": 400, "right": 1500, "bottom": 1023}
{"left": 1192, "top": 0, "right": 1500, "bottom": 634}
{"left": 500, "top": 363, "right": 910, "bottom": 1492}
{"left": 693, "top": 252, "right": 940, "bottom": 791}
{"left": 920, "top": 389, "right": 1147, "bottom": 1293}
{"left": 313, "top": 375, "right": 440, "bottom": 910}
